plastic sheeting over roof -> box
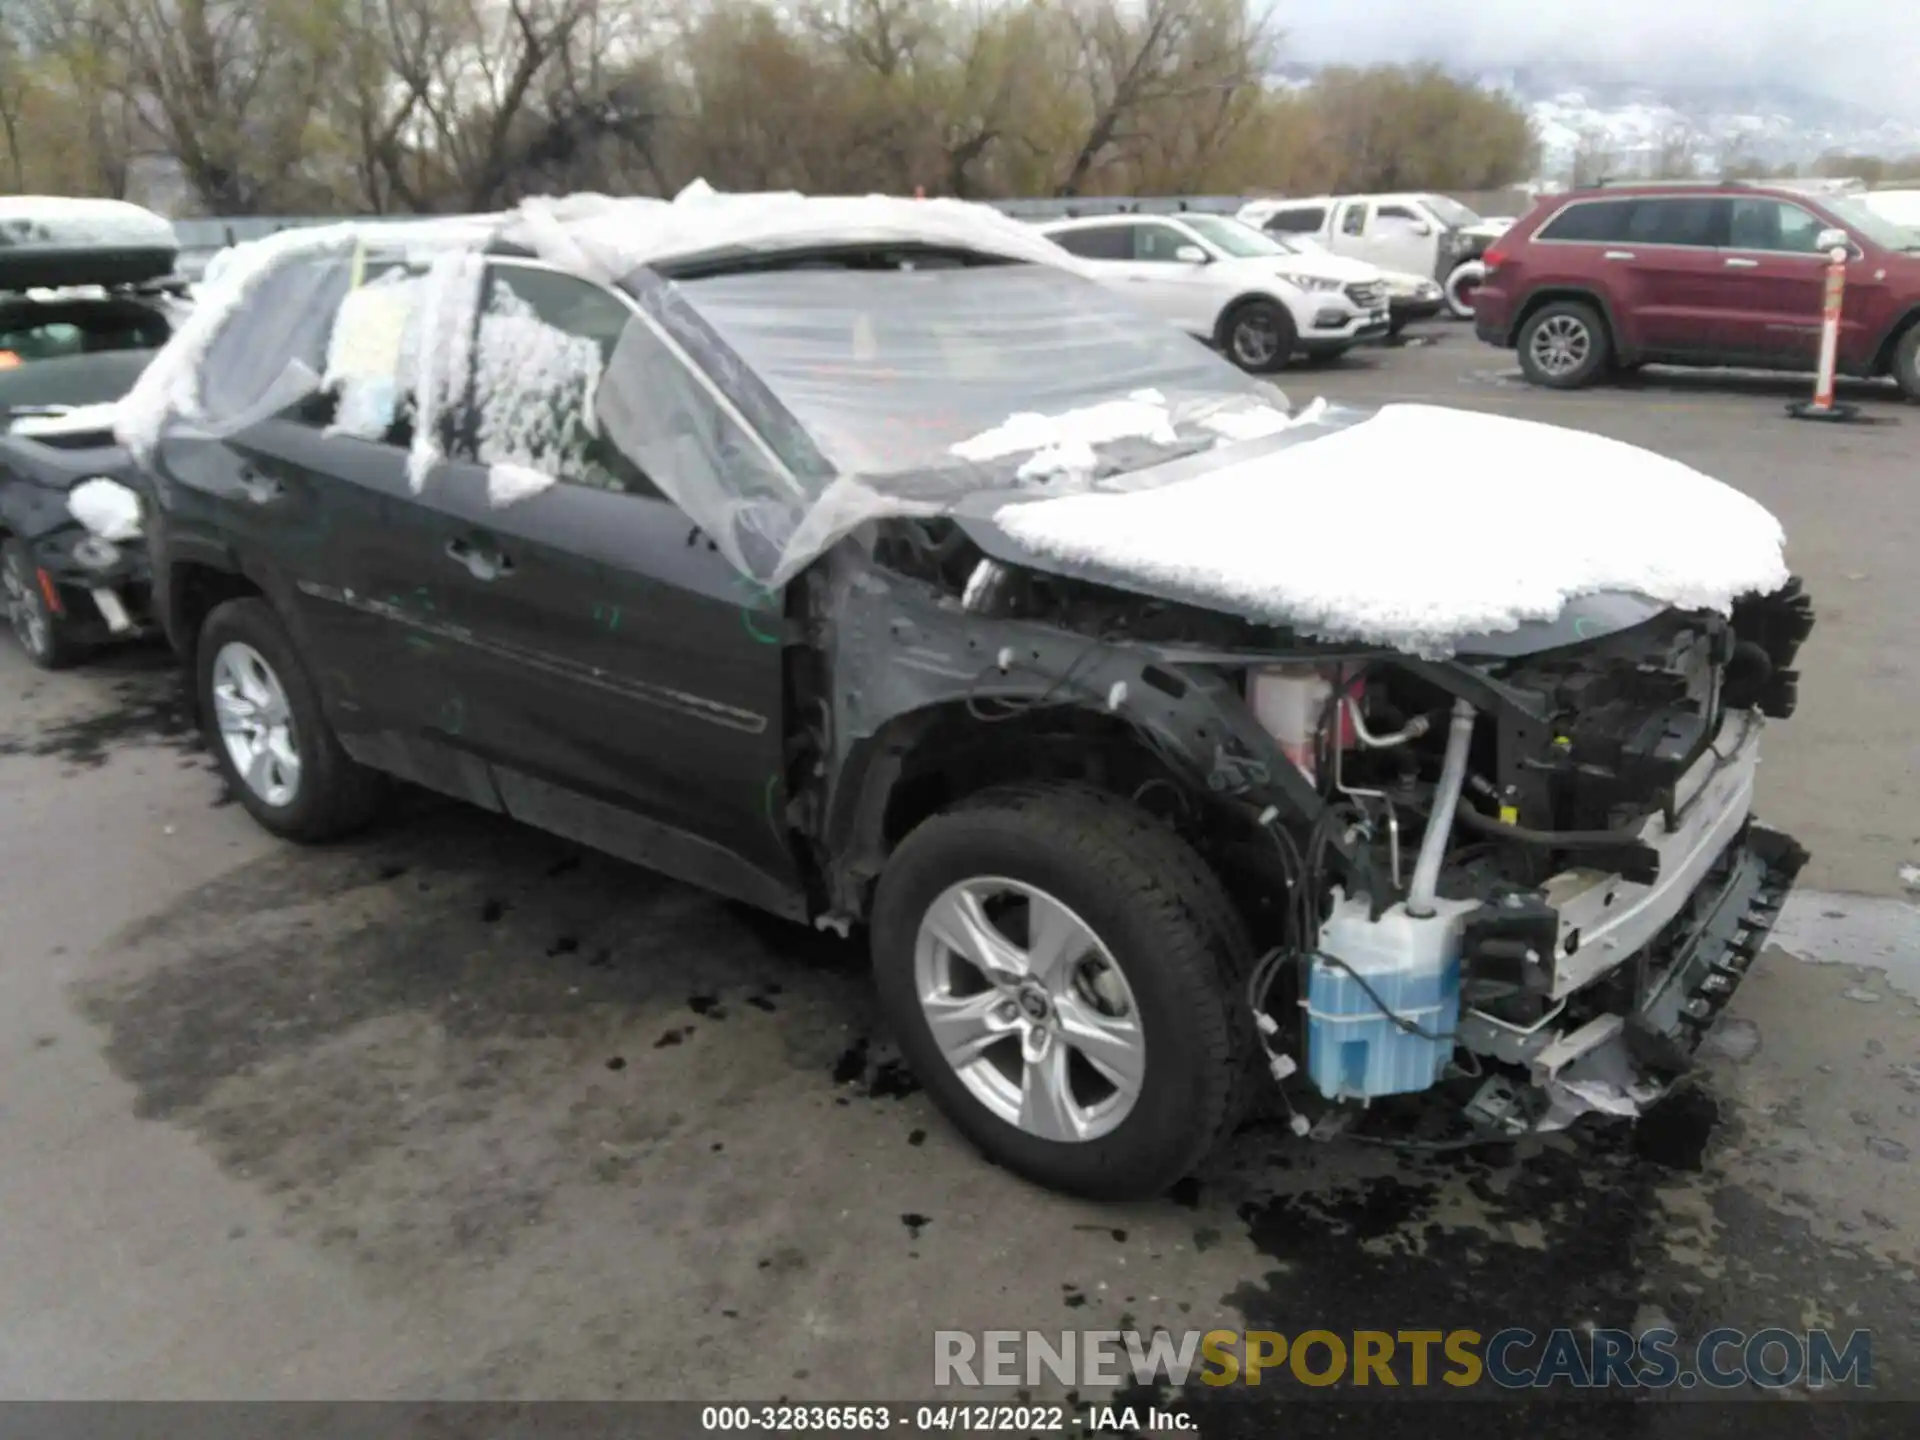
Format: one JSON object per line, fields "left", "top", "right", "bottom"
{"left": 111, "top": 180, "right": 1793, "bottom": 654}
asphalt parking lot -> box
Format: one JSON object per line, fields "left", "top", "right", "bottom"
{"left": 2, "top": 322, "right": 1916, "bottom": 1423}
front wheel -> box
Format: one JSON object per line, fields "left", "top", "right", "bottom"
{"left": 196, "top": 597, "right": 385, "bottom": 840}
{"left": 1220, "top": 298, "right": 1296, "bottom": 374}
{"left": 2, "top": 538, "right": 80, "bottom": 670}
{"left": 871, "top": 783, "right": 1255, "bottom": 1200}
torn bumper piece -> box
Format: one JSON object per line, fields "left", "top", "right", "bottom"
{"left": 1458, "top": 823, "right": 1808, "bottom": 1133}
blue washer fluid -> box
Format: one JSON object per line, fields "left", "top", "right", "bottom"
{"left": 1305, "top": 899, "right": 1465, "bottom": 1101}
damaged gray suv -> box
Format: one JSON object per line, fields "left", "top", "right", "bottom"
{"left": 122, "top": 189, "right": 1814, "bottom": 1200}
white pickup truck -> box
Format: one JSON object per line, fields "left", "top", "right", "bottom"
{"left": 1238, "top": 193, "right": 1514, "bottom": 318}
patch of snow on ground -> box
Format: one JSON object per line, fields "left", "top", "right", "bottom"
{"left": 990, "top": 403, "right": 1790, "bottom": 654}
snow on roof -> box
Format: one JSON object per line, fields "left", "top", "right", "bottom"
{"left": 989, "top": 403, "right": 1790, "bottom": 656}
{"left": 114, "top": 180, "right": 1084, "bottom": 463}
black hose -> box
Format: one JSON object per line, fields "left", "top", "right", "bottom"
{"left": 1454, "top": 798, "right": 1645, "bottom": 849}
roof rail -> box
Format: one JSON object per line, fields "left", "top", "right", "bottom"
{"left": 1580, "top": 177, "right": 1760, "bottom": 192}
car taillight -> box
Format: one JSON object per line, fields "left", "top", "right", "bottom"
{"left": 1483, "top": 245, "right": 1507, "bottom": 271}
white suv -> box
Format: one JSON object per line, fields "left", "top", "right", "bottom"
{"left": 1038, "top": 213, "right": 1391, "bottom": 372}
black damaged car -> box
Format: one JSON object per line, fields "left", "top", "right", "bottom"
{"left": 0, "top": 196, "right": 184, "bottom": 666}
{"left": 123, "top": 193, "right": 1813, "bottom": 1198}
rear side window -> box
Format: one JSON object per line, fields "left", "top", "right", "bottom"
{"left": 1050, "top": 225, "right": 1131, "bottom": 260}
{"left": 1623, "top": 198, "right": 1722, "bottom": 246}
{"left": 1535, "top": 199, "right": 1638, "bottom": 243}
{"left": 0, "top": 303, "right": 169, "bottom": 366}
{"left": 200, "top": 255, "right": 351, "bottom": 421}
{"left": 1263, "top": 207, "right": 1325, "bottom": 234}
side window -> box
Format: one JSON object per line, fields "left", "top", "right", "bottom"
{"left": 459, "top": 264, "right": 657, "bottom": 497}
{"left": 0, "top": 320, "right": 83, "bottom": 361}
{"left": 1264, "top": 207, "right": 1325, "bottom": 234}
{"left": 1624, "top": 198, "right": 1722, "bottom": 247}
{"left": 306, "top": 259, "right": 424, "bottom": 443}
{"left": 1728, "top": 199, "right": 1827, "bottom": 253}
{"left": 1535, "top": 200, "right": 1636, "bottom": 243}
{"left": 1131, "top": 223, "right": 1193, "bottom": 262}
{"left": 1339, "top": 202, "right": 1368, "bottom": 237}
{"left": 1375, "top": 204, "right": 1425, "bottom": 232}
{"left": 1051, "top": 225, "right": 1131, "bottom": 261}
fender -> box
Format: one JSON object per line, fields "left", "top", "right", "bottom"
{"left": 1868, "top": 303, "right": 1920, "bottom": 373}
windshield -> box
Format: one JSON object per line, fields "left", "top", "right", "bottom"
{"left": 1180, "top": 215, "right": 1286, "bottom": 258}
{"left": 1422, "top": 195, "right": 1481, "bottom": 228}
{"left": 1825, "top": 195, "right": 1920, "bottom": 251}
{"left": 670, "top": 263, "right": 1273, "bottom": 483}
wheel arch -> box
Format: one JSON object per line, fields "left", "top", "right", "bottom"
{"left": 1870, "top": 305, "right": 1920, "bottom": 377}
{"left": 1212, "top": 289, "right": 1305, "bottom": 349}
{"left": 1509, "top": 287, "right": 1623, "bottom": 355}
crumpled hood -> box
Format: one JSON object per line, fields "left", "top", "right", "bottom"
{"left": 960, "top": 403, "right": 1790, "bottom": 657}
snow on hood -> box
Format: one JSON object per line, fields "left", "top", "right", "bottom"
{"left": 988, "top": 404, "right": 1790, "bottom": 656}
{"left": 68, "top": 477, "right": 143, "bottom": 541}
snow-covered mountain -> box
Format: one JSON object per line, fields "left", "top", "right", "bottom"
{"left": 1271, "top": 62, "right": 1920, "bottom": 178}
{"left": 1486, "top": 68, "right": 1920, "bottom": 177}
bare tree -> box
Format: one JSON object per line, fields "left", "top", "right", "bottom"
{"left": 1568, "top": 126, "right": 1614, "bottom": 188}
{"left": 1650, "top": 124, "right": 1697, "bottom": 180}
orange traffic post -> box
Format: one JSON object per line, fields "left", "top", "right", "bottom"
{"left": 1787, "top": 243, "right": 1860, "bottom": 422}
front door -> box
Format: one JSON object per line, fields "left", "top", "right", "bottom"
{"left": 420, "top": 259, "right": 801, "bottom": 905}
{"left": 1718, "top": 197, "right": 1862, "bottom": 368}
{"left": 1116, "top": 221, "right": 1223, "bottom": 338}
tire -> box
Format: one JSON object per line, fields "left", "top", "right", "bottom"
{"left": 1516, "top": 300, "right": 1611, "bottom": 389}
{"left": 1893, "top": 324, "right": 1920, "bottom": 402}
{"left": 2, "top": 537, "right": 80, "bottom": 670}
{"left": 871, "top": 782, "right": 1256, "bottom": 1200}
{"left": 196, "top": 597, "right": 384, "bottom": 841}
{"left": 1220, "top": 298, "right": 1296, "bottom": 375}
{"left": 1444, "top": 262, "right": 1484, "bottom": 320}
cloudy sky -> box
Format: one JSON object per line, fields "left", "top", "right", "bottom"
{"left": 1269, "top": 0, "right": 1920, "bottom": 119}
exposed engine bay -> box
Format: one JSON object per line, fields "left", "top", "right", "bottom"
{"left": 808, "top": 516, "right": 1815, "bottom": 1140}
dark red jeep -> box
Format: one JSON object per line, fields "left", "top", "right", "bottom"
{"left": 1474, "top": 180, "right": 1920, "bottom": 397}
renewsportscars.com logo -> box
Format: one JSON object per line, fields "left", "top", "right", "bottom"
{"left": 934, "top": 1327, "right": 1873, "bottom": 1391}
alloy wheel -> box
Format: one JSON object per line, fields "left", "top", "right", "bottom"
{"left": 1231, "top": 313, "right": 1280, "bottom": 368}
{"left": 913, "top": 877, "right": 1146, "bottom": 1142}
{"left": 1530, "top": 314, "right": 1591, "bottom": 378}
{"left": 210, "top": 640, "right": 302, "bottom": 807}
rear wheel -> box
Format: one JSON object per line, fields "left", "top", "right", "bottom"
{"left": 871, "top": 783, "right": 1255, "bottom": 1199}
{"left": 2, "top": 538, "right": 79, "bottom": 670}
{"left": 1517, "top": 301, "right": 1611, "bottom": 389}
{"left": 1893, "top": 324, "right": 1920, "bottom": 402}
{"left": 196, "top": 597, "right": 384, "bottom": 840}
{"left": 1221, "top": 298, "right": 1296, "bottom": 374}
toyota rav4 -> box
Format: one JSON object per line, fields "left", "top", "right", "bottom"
{"left": 122, "top": 187, "right": 1812, "bottom": 1200}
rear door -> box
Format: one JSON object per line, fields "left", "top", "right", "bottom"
{"left": 1718, "top": 196, "right": 1873, "bottom": 367}
{"left": 1526, "top": 196, "right": 1729, "bottom": 357}
{"left": 1611, "top": 196, "right": 1734, "bottom": 356}
{"left": 1329, "top": 199, "right": 1372, "bottom": 262}
{"left": 420, "top": 259, "right": 802, "bottom": 903}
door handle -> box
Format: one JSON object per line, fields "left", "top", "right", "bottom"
{"left": 445, "top": 537, "right": 514, "bottom": 580}
{"left": 1723, "top": 257, "right": 1760, "bottom": 268}
{"left": 1602, "top": 250, "right": 1636, "bottom": 261}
